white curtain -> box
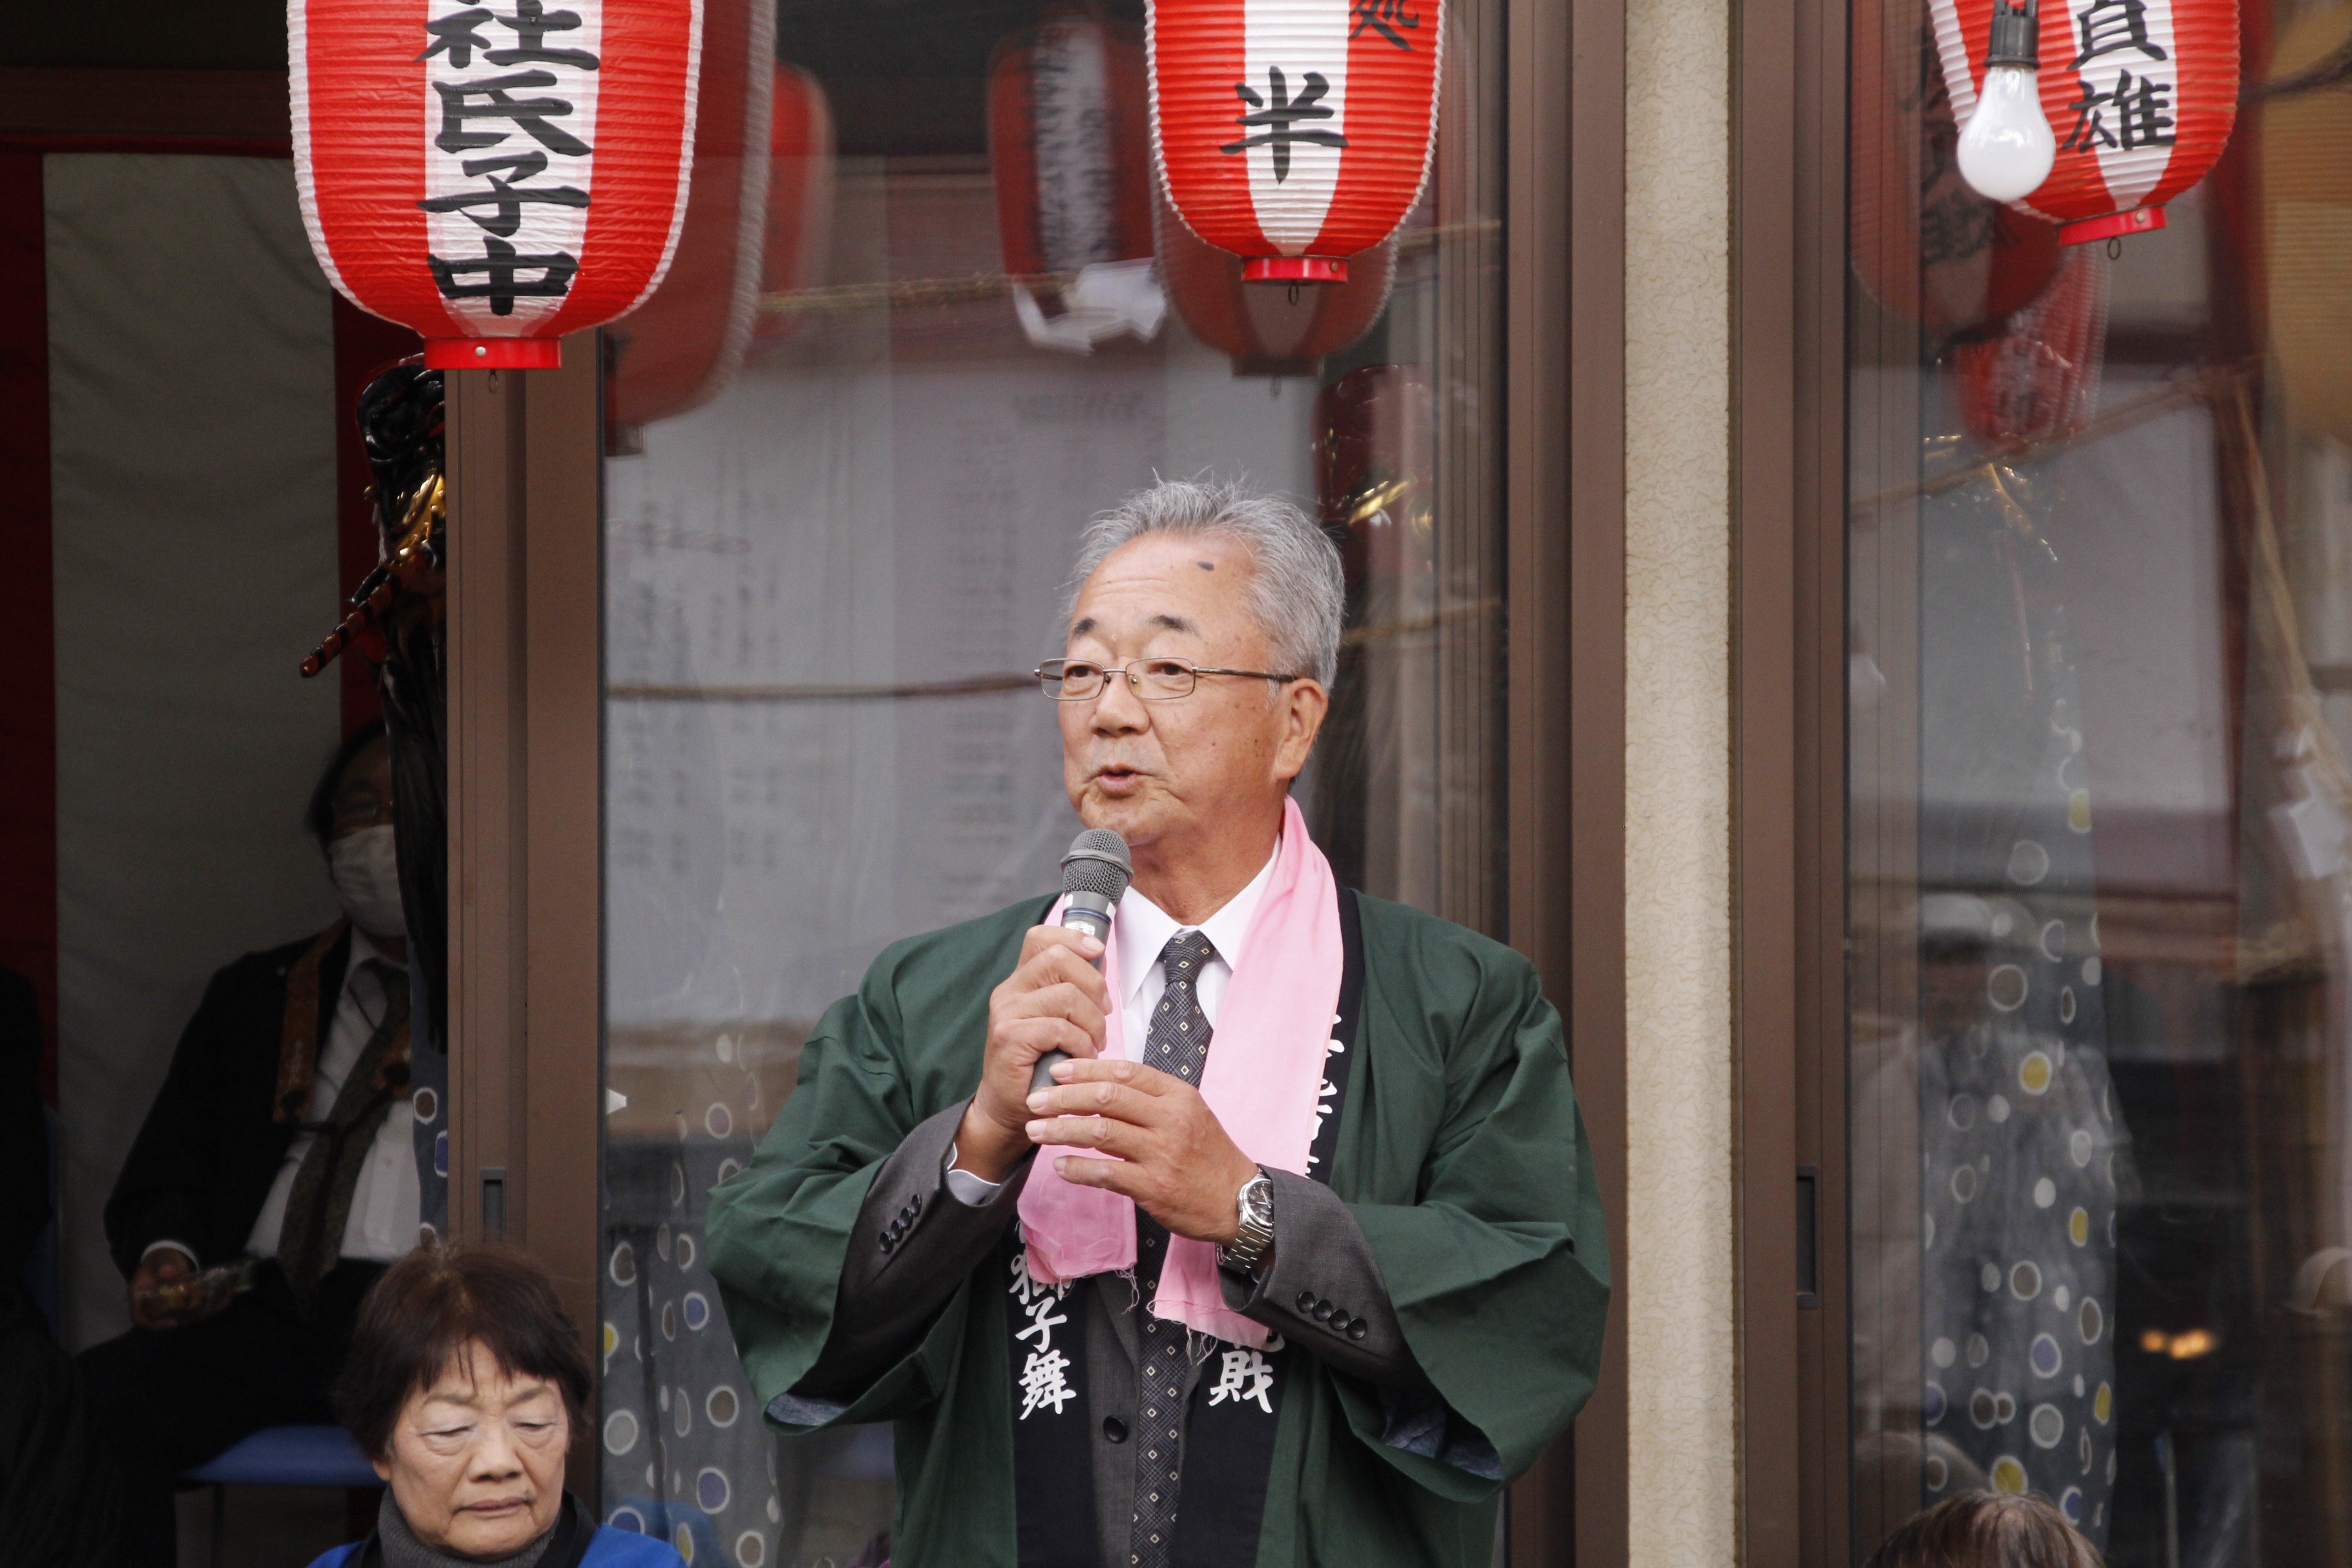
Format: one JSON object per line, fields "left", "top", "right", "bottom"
{"left": 47, "top": 152, "right": 341, "bottom": 1349}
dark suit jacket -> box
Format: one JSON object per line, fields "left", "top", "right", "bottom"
{"left": 103, "top": 929, "right": 351, "bottom": 1278}
{"left": 0, "top": 967, "right": 48, "bottom": 1280}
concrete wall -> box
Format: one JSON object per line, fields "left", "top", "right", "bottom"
{"left": 1621, "top": 0, "right": 1739, "bottom": 1554}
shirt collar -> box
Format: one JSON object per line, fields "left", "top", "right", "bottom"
{"left": 347, "top": 924, "right": 399, "bottom": 976}
{"left": 1112, "top": 834, "right": 1279, "bottom": 1011}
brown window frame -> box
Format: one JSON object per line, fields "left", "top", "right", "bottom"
{"left": 1733, "top": 0, "right": 1857, "bottom": 1554}
{"left": 443, "top": 344, "right": 608, "bottom": 1503}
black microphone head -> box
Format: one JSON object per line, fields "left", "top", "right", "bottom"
{"left": 1062, "top": 828, "right": 1133, "bottom": 902}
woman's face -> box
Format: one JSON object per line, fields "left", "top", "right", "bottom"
{"left": 375, "top": 1341, "right": 569, "bottom": 1558}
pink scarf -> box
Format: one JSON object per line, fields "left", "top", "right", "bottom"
{"left": 1017, "top": 796, "right": 1344, "bottom": 1348}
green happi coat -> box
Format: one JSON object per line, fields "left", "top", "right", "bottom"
{"left": 706, "top": 891, "right": 1610, "bottom": 1568}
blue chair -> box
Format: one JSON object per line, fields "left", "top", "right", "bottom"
{"left": 182, "top": 1425, "right": 382, "bottom": 1561}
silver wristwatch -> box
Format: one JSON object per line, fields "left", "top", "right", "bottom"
{"left": 1218, "top": 1167, "right": 1277, "bottom": 1279}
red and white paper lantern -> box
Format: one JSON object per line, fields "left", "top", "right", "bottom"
{"left": 1955, "top": 246, "right": 2110, "bottom": 443}
{"left": 752, "top": 64, "right": 838, "bottom": 342}
{"left": 1930, "top": 0, "right": 2237, "bottom": 244}
{"left": 992, "top": 6, "right": 1156, "bottom": 277}
{"left": 291, "top": 0, "right": 706, "bottom": 369}
{"left": 1851, "top": 0, "right": 2064, "bottom": 333}
{"left": 1157, "top": 190, "right": 1393, "bottom": 372}
{"left": 992, "top": 7, "right": 1167, "bottom": 352}
{"left": 1150, "top": 0, "right": 1441, "bottom": 283}
{"left": 607, "top": 0, "right": 772, "bottom": 431}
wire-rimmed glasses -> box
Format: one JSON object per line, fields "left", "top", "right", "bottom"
{"left": 1034, "top": 657, "right": 1306, "bottom": 701}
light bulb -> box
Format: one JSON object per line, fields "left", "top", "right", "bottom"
{"left": 1958, "top": 65, "right": 2057, "bottom": 202}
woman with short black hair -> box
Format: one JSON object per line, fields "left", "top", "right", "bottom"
{"left": 310, "top": 1242, "right": 683, "bottom": 1568}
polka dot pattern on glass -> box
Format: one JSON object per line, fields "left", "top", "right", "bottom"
{"left": 603, "top": 1041, "right": 792, "bottom": 1565}
{"left": 1914, "top": 666, "right": 2125, "bottom": 1549}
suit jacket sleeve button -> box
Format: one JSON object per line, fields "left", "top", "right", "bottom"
{"left": 1328, "top": 1312, "right": 1352, "bottom": 1334}
{"left": 1346, "top": 1318, "right": 1369, "bottom": 1341}
{"left": 1296, "top": 1290, "right": 1317, "bottom": 1314}
{"left": 1312, "top": 1298, "right": 1333, "bottom": 1321}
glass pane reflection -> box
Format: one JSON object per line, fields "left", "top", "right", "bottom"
{"left": 1847, "top": 0, "right": 2352, "bottom": 1558}
{"left": 598, "top": 0, "right": 1507, "bottom": 1560}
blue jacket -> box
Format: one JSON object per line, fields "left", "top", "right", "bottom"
{"left": 307, "top": 1524, "right": 686, "bottom": 1568}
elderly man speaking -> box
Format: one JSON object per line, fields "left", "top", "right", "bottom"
{"left": 707, "top": 480, "right": 1608, "bottom": 1568}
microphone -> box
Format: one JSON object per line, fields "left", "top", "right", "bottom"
{"left": 1031, "top": 828, "right": 1133, "bottom": 1092}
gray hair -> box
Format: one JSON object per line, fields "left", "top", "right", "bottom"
{"left": 1063, "top": 479, "right": 1345, "bottom": 688}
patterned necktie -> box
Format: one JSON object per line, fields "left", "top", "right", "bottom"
{"left": 1130, "top": 929, "right": 1216, "bottom": 1568}
{"left": 279, "top": 964, "right": 410, "bottom": 1306}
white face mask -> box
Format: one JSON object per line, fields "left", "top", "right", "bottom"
{"left": 329, "top": 824, "right": 407, "bottom": 941}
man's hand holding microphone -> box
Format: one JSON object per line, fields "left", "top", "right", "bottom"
{"left": 953, "top": 830, "right": 1257, "bottom": 1245}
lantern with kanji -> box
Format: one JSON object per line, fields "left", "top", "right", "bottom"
{"left": 1930, "top": 0, "right": 2238, "bottom": 244}
{"left": 1150, "top": 0, "right": 1442, "bottom": 283}
{"left": 990, "top": 6, "right": 1166, "bottom": 351}
{"left": 1851, "top": 0, "right": 2063, "bottom": 333}
{"left": 993, "top": 6, "right": 1155, "bottom": 277}
{"left": 290, "top": 0, "right": 705, "bottom": 369}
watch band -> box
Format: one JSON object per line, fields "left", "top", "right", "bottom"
{"left": 1218, "top": 1167, "right": 1277, "bottom": 1278}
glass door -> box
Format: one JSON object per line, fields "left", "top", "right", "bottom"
{"left": 1845, "top": 0, "right": 2352, "bottom": 1556}
{"left": 594, "top": 0, "right": 1512, "bottom": 1560}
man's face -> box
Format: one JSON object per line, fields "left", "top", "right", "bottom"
{"left": 332, "top": 739, "right": 397, "bottom": 842}
{"left": 1059, "top": 534, "right": 1326, "bottom": 851}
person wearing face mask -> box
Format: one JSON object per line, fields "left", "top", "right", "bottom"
{"left": 78, "top": 721, "right": 431, "bottom": 1566}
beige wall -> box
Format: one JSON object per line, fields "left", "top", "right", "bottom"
{"left": 1622, "top": 0, "right": 1739, "bottom": 1555}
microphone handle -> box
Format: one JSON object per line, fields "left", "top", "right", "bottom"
{"left": 1031, "top": 894, "right": 1113, "bottom": 1093}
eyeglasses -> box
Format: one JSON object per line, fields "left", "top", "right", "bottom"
{"left": 331, "top": 789, "right": 397, "bottom": 833}
{"left": 1034, "top": 657, "right": 1306, "bottom": 701}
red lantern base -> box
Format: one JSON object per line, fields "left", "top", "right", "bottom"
{"left": 424, "top": 338, "right": 565, "bottom": 370}
{"left": 1242, "top": 256, "right": 1349, "bottom": 284}
{"left": 2058, "top": 206, "right": 2167, "bottom": 246}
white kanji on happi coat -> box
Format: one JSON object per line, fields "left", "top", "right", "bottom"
{"left": 1009, "top": 1248, "right": 1079, "bottom": 1420}
{"left": 289, "top": 0, "right": 706, "bottom": 368}
{"left": 1207, "top": 1347, "right": 1278, "bottom": 1414}
{"left": 1930, "top": 0, "right": 2237, "bottom": 244}
{"left": 1148, "top": 0, "right": 1442, "bottom": 282}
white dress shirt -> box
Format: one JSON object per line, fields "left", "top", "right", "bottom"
{"left": 1106, "top": 844, "right": 1275, "bottom": 1039}
{"left": 240, "top": 928, "right": 421, "bottom": 1262}
{"left": 946, "top": 839, "right": 1279, "bottom": 1204}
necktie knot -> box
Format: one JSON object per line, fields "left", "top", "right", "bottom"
{"left": 1159, "top": 930, "right": 1215, "bottom": 981}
